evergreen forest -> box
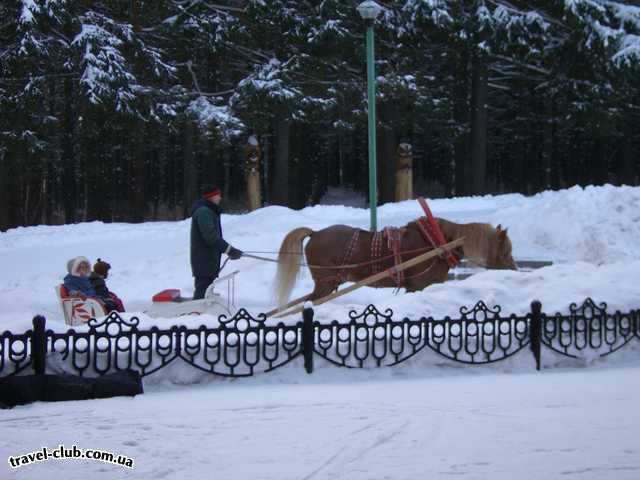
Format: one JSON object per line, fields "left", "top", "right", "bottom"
{"left": 1, "top": 0, "right": 639, "bottom": 230}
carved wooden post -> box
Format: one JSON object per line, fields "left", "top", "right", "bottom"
{"left": 395, "top": 143, "right": 413, "bottom": 201}
{"left": 245, "top": 135, "right": 261, "bottom": 211}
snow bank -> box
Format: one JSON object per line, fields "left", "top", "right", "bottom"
{"left": 1, "top": 184, "right": 639, "bottom": 335}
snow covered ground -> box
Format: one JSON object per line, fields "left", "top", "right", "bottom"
{"left": 3, "top": 366, "right": 640, "bottom": 480}
{"left": 1, "top": 184, "right": 640, "bottom": 479}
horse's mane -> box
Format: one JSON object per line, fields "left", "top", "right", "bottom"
{"left": 461, "top": 223, "right": 498, "bottom": 260}
{"left": 405, "top": 218, "right": 469, "bottom": 255}
{"left": 413, "top": 218, "right": 500, "bottom": 259}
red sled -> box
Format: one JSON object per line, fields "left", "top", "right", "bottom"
{"left": 152, "top": 289, "right": 182, "bottom": 302}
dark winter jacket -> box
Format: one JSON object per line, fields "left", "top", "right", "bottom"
{"left": 87, "top": 272, "right": 125, "bottom": 312}
{"left": 190, "top": 199, "right": 229, "bottom": 278}
{"left": 89, "top": 272, "right": 110, "bottom": 298}
{"left": 63, "top": 274, "right": 96, "bottom": 297}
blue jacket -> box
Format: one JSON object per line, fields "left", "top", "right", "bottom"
{"left": 190, "top": 199, "right": 229, "bottom": 278}
{"left": 63, "top": 274, "right": 97, "bottom": 297}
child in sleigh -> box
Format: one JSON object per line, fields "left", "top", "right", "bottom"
{"left": 63, "top": 256, "right": 125, "bottom": 313}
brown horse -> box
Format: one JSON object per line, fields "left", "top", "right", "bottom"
{"left": 274, "top": 218, "right": 516, "bottom": 306}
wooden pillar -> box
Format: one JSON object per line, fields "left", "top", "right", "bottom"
{"left": 245, "top": 135, "right": 261, "bottom": 211}
{"left": 395, "top": 143, "right": 413, "bottom": 201}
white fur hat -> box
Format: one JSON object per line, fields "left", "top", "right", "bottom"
{"left": 67, "top": 256, "right": 91, "bottom": 276}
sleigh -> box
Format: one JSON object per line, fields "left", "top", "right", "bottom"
{"left": 56, "top": 284, "right": 108, "bottom": 326}
{"left": 144, "top": 270, "right": 238, "bottom": 319}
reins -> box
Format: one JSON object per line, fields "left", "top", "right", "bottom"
{"left": 241, "top": 245, "right": 447, "bottom": 271}
{"left": 241, "top": 245, "right": 489, "bottom": 271}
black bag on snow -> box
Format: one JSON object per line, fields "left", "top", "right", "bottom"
{"left": 0, "top": 369, "right": 143, "bottom": 408}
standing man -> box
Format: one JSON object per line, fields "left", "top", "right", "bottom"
{"left": 190, "top": 185, "right": 243, "bottom": 299}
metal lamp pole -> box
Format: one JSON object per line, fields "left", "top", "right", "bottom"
{"left": 357, "top": 1, "right": 382, "bottom": 232}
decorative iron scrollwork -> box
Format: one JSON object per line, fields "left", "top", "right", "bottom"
{"left": 177, "top": 319, "right": 301, "bottom": 377}
{"left": 0, "top": 330, "right": 32, "bottom": 375}
{"left": 541, "top": 298, "right": 636, "bottom": 359}
{"left": 425, "top": 301, "right": 529, "bottom": 364}
{"left": 568, "top": 297, "right": 606, "bottom": 318}
{"left": 314, "top": 301, "right": 530, "bottom": 368}
{"left": 42, "top": 308, "right": 302, "bottom": 378}
{"left": 87, "top": 311, "right": 140, "bottom": 333}
{"left": 219, "top": 308, "right": 267, "bottom": 331}
{"left": 459, "top": 300, "right": 502, "bottom": 322}
{"left": 2, "top": 298, "right": 640, "bottom": 378}
{"left": 347, "top": 304, "right": 394, "bottom": 325}
{"left": 316, "top": 304, "right": 427, "bottom": 368}
{"left": 45, "top": 313, "right": 146, "bottom": 377}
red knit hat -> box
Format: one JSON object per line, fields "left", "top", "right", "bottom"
{"left": 202, "top": 185, "right": 221, "bottom": 200}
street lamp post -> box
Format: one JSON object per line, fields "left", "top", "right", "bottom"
{"left": 357, "top": 0, "right": 382, "bottom": 232}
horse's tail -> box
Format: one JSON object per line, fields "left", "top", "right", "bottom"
{"left": 274, "top": 227, "right": 314, "bottom": 307}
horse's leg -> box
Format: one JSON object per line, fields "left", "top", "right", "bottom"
{"left": 307, "top": 275, "right": 340, "bottom": 302}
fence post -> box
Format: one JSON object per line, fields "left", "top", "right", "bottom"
{"left": 530, "top": 301, "right": 542, "bottom": 371}
{"left": 31, "top": 315, "right": 47, "bottom": 375}
{"left": 302, "top": 307, "right": 314, "bottom": 374}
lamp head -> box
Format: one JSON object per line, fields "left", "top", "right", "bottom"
{"left": 357, "top": 0, "right": 382, "bottom": 21}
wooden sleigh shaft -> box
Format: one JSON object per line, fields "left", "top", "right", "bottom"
{"left": 272, "top": 237, "right": 465, "bottom": 319}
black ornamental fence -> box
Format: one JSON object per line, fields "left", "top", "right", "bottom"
{"left": 0, "top": 298, "right": 638, "bottom": 379}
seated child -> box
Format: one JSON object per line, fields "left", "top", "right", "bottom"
{"left": 63, "top": 256, "right": 97, "bottom": 298}
{"left": 89, "top": 258, "right": 125, "bottom": 313}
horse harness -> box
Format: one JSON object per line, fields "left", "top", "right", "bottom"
{"left": 371, "top": 227, "right": 407, "bottom": 288}
{"left": 418, "top": 217, "right": 460, "bottom": 267}
{"left": 416, "top": 197, "right": 460, "bottom": 268}
{"left": 336, "top": 228, "right": 406, "bottom": 288}
{"left": 336, "top": 206, "right": 460, "bottom": 289}
{"left": 336, "top": 230, "right": 361, "bottom": 283}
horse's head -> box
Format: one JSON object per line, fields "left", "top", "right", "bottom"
{"left": 487, "top": 224, "right": 517, "bottom": 270}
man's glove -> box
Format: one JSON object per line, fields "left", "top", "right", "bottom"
{"left": 227, "top": 246, "right": 243, "bottom": 260}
